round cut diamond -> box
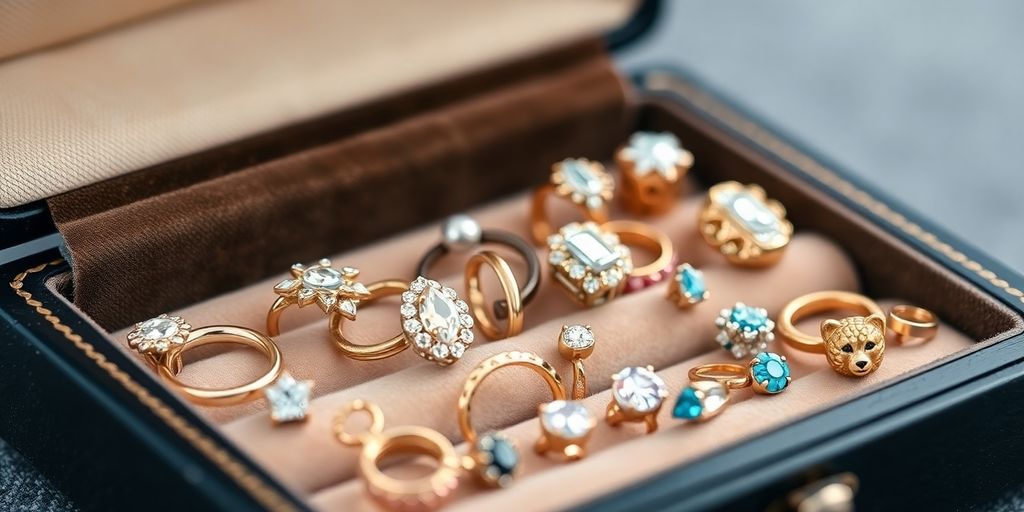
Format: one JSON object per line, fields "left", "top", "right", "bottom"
{"left": 460, "top": 329, "right": 475, "bottom": 344}
{"left": 410, "top": 277, "right": 427, "bottom": 293}
{"left": 431, "top": 343, "right": 450, "bottom": 360}
{"left": 549, "top": 251, "right": 566, "bottom": 265}
{"left": 612, "top": 367, "right": 667, "bottom": 413}
{"left": 403, "top": 319, "right": 422, "bottom": 333}
{"left": 302, "top": 267, "right": 343, "bottom": 289}
{"left": 414, "top": 332, "right": 432, "bottom": 349}
{"left": 582, "top": 277, "right": 599, "bottom": 294}
{"left": 450, "top": 342, "right": 466, "bottom": 359}
{"left": 540, "top": 400, "right": 594, "bottom": 439}
{"left": 568, "top": 264, "right": 585, "bottom": 279}
{"left": 400, "top": 303, "right": 416, "bottom": 319}
{"left": 623, "top": 132, "right": 686, "bottom": 177}
{"left": 560, "top": 325, "right": 595, "bottom": 350}
{"left": 138, "top": 317, "right": 179, "bottom": 340}
{"left": 460, "top": 314, "right": 474, "bottom": 329}
{"left": 419, "top": 288, "right": 460, "bottom": 343}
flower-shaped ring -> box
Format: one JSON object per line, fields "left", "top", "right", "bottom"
{"left": 266, "top": 258, "right": 370, "bottom": 336}
{"left": 616, "top": 131, "right": 694, "bottom": 216}
{"left": 529, "top": 158, "right": 614, "bottom": 245}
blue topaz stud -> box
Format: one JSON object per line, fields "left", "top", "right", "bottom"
{"left": 667, "top": 263, "right": 708, "bottom": 308}
{"left": 672, "top": 381, "right": 730, "bottom": 422}
{"left": 715, "top": 302, "right": 775, "bottom": 358}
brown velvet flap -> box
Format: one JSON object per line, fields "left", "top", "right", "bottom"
{"left": 48, "top": 41, "right": 631, "bottom": 330}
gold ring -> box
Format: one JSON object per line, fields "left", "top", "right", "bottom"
{"left": 688, "top": 352, "right": 792, "bottom": 395}
{"left": 667, "top": 263, "right": 709, "bottom": 308}
{"left": 465, "top": 251, "right": 525, "bottom": 340}
{"left": 556, "top": 324, "right": 595, "bottom": 400}
{"left": 266, "top": 258, "right": 369, "bottom": 336}
{"left": 606, "top": 366, "right": 669, "bottom": 433}
{"left": 887, "top": 305, "right": 938, "bottom": 343}
{"left": 602, "top": 219, "right": 676, "bottom": 293}
{"left": 546, "top": 221, "right": 632, "bottom": 307}
{"left": 529, "top": 158, "right": 613, "bottom": 245}
{"left": 699, "top": 181, "right": 793, "bottom": 267}
{"left": 332, "top": 277, "right": 476, "bottom": 366}
{"left": 333, "top": 400, "right": 461, "bottom": 510}
{"left": 777, "top": 291, "right": 886, "bottom": 377}
{"left": 615, "top": 131, "right": 693, "bottom": 216}
{"left": 127, "top": 316, "right": 314, "bottom": 420}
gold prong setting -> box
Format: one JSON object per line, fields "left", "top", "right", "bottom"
{"left": 126, "top": 313, "right": 191, "bottom": 355}
{"left": 275, "top": 258, "right": 369, "bottom": 319}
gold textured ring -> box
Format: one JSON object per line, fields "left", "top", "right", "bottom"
{"left": 602, "top": 219, "right": 676, "bottom": 293}
{"left": 778, "top": 291, "right": 886, "bottom": 378}
{"left": 529, "top": 158, "right": 613, "bottom": 245}
{"left": 465, "top": 251, "right": 525, "bottom": 340}
{"left": 333, "top": 400, "right": 461, "bottom": 510}
{"left": 266, "top": 258, "right": 370, "bottom": 336}
{"left": 699, "top": 181, "right": 793, "bottom": 267}
{"left": 128, "top": 315, "right": 311, "bottom": 422}
{"left": 616, "top": 131, "right": 694, "bottom": 216}
{"left": 688, "top": 352, "right": 792, "bottom": 394}
{"left": 887, "top": 305, "right": 939, "bottom": 343}
{"left": 332, "top": 277, "right": 476, "bottom": 366}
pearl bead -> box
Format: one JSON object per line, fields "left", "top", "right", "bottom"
{"left": 441, "top": 214, "right": 482, "bottom": 252}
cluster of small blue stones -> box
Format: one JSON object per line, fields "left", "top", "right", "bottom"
{"left": 675, "top": 264, "right": 708, "bottom": 305}
{"left": 750, "top": 352, "right": 791, "bottom": 394}
{"left": 715, "top": 303, "right": 775, "bottom": 359}
{"left": 477, "top": 433, "right": 518, "bottom": 486}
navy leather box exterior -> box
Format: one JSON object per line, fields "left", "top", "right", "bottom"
{"left": 3, "top": 65, "right": 1024, "bottom": 511}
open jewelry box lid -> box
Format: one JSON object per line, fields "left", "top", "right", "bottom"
{"left": 0, "top": 0, "right": 647, "bottom": 209}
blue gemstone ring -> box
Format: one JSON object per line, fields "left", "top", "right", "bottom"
{"left": 688, "top": 352, "right": 792, "bottom": 395}
{"left": 715, "top": 302, "right": 775, "bottom": 358}
{"left": 672, "top": 380, "right": 731, "bottom": 422}
{"left": 667, "top": 263, "right": 709, "bottom": 308}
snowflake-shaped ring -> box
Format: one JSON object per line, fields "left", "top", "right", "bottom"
{"left": 616, "top": 131, "right": 694, "bottom": 216}
{"left": 266, "top": 258, "right": 370, "bottom": 336}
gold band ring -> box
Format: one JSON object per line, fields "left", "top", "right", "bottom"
{"left": 529, "top": 159, "right": 613, "bottom": 245}
{"left": 601, "top": 220, "right": 676, "bottom": 293}
{"left": 887, "top": 305, "right": 939, "bottom": 343}
{"left": 330, "top": 280, "right": 410, "bottom": 361}
{"left": 777, "top": 290, "right": 884, "bottom": 353}
{"left": 465, "top": 251, "right": 525, "bottom": 340}
{"left": 266, "top": 258, "right": 369, "bottom": 336}
{"left": 333, "top": 400, "right": 461, "bottom": 510}
{"left": 688, "top": 363, "right": 752, "bottom": 390}
{"left": 556, "top": 325, "right": 595, "bottom": 400}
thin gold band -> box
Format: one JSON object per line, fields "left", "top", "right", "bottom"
{"left": 158, "top": 325, "right": 283, "bottom": 406}
{"left": 887, "top": 304, "right": 939, "bottom": 342}
{"left": 330, "top": 280, "right": 410, "bottom": 360}
{"left": 465, "top": 251, "right": 525, "bottom": 340}
{"left": 688, "top": 363, "right": 752, "bottom": 390}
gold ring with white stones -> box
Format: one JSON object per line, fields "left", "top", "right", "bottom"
{"left": 529, "top": 158, "right": 613, "bottom": 245}
{"left": 266, "top": 258, "right": 370, "bottom": 336}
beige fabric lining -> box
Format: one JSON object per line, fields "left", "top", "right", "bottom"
{"left": 0, "top": 0, "right": 636, "bottom": 207}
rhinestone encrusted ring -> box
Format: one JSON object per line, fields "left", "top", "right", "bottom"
{"left": 266, "top": 258, "right": 370, "bottom": 336}
{"left": 529, "top": 158, "right": 614, "bottom": 245}
{"left": 546, "top": 221, "right": 633, "bottom": 307}
{"left": 715, "top": 302, "right": 775, "bottom": 358}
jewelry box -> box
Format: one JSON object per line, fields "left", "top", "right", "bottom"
{"left": 2, "top": 1, "right": 1023, "bottom": 510}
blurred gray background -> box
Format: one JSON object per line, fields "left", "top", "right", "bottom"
{"left": 3, "top": 1, "right": 1022, "bottom": 510}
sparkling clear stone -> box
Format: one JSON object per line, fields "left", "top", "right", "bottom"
{"left": 350, "top": 282, "right": 370, "bottom": 295}
{"left": 414, "top": 332, "right": 432, "bottom": 349}
{"left": 274, "top": 279, "right": 299, "bottom": 292}
{"left": 431, "top": 343, "right": 450, "bottom": 360}
{"left": 568, "top": 264, "right": 585, "bottom": 279}
{"left": 702, "top": 385, "right": 729, "bottom": 414}
{"left": 548, "top": 251, "right": 566, "bottom": 265}
{"left": 338, "top": 300, "right": 357, "bottom": 318}
{"left": 622, "top": 132, "right": 685, "bottom": 177}
{"left": 460, "top": 314, "right": 474, "bottom": 328}
{"left": 561, "top": 325, "right": 595, "bottom": 350}
{"left": 582, "top": 277, "right": 600, "bottom": 294}
{"left": 612, "top": 367, "right": 667, "bottom": 413}
{"left": 450, "top": 342, "right": 466, "bottom": 359}
{"left": 565, "top": 228, "right": 619, "bottom": 273}
{"left": 718, "top": 189, "right": 786, "bottom": 249}
{"left": 265, "top": 373, "right": 311, "bottom": 423}
{"left": 404, "top": 319, "right": 422, "bottom": 333}
{"left": 546, "top": 234, "right": 564, "bottom": 247}
{"left": 410, "top": 278, "right": 427, "bottom": 293}
{"left": 560, "top": 159, "right": 604, "bottom": 196}
{"left": 419, "top": 288, "right": 460, "bottom": 343}
{"left": 402, "top": 291, "right": 417, "bottom": 303}
{"left": 460, "top": 330, "right": 475, "bottom": 344}
{"left": 602, "top": 269, "right": 622, "bottom": 287}
{"left": 138, "top": 317, "right": 179, "bottom": 341}
{"left": 540, "top": 400, "right": 593, "bottom": 439}
{"left": 302, "top": 267, "right": 343, "bottom": 289}
{"left": 442, "top": 287, "right": 458, "bottom": 300}
{"left": 455, "top": 300, "right": 469, "bottom": 314}
{"left": 400, "top": 303, "right": 417, "bottom": 318}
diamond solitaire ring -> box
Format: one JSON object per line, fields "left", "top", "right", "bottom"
{"left": 127, "top": 316, "right": 315, "bottom": 422}
{"left": 606, "top": 366, "right": 669, "bottom": 433}
{"left": 458, "top": 351, "right": 567, "bottom": 481}
{"left": 331, "top": 277, "right": 475, "bottom": 366}
{"left": 415, "top": 214, "right": 540, "bottom": 340}
{"left": 557, "top": 324, "right": 595, "bottom": 400}
{"left": 699, "top": 181, "right": 793, "bottom": 267}
{"left": 529, "top": 158, "right": 613, "bottom": 245}
{"left": 266, "top": 258, "right": 369, "bottom": 336}
{"left": 616, "top": 131, "right": 694, "bottom": 216}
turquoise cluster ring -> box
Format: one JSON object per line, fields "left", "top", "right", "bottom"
{"left": 715, "top": 302, "right": 775, "bottom": 358}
